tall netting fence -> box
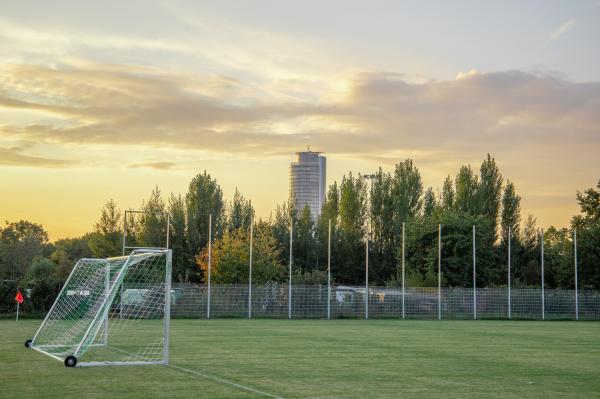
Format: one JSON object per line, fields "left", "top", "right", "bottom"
{"left": 169, "top": 284, "right": 600, "bottom": 320}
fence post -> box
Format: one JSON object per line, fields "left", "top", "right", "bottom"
{"left": 473, "top": 225, "right": 476, "bottom": 320}
{"left": 541, "top": 228, "right": 545, "bottom": 320}
{"left": 248, "top": 215, "right": 253, "bottom": 319}
{"left": 365, "top": 224, "right": 369, "bottom": 320}
{"left": 438, "top": 224, "right": 442, "bottom": 321}
{"left": 327, "top": 219, "right": 331, "bottom": 320}
{"left": 402, "top": 221, "right": 405, "bottom": 319}
{"left": 508, "top": 226, "right": 511, "bottom": 320}
{"left": 574, "top": 229, "right": 579, "bottom": 321}
{"left": 288, "top": 218, "right": 293, "bottom": 319}
{"left": 104, "top": 261, "right": 110, "bottom": 345}
{"left": 207, "top": 214, "right": 212, "bottom": 319}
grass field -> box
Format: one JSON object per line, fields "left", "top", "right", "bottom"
{"left": 2, "top": 319, "right": 599, "bottom": 398}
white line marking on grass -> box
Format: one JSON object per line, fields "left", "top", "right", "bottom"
{"left": 168, "top": 364, "right": 285, "bottom": 399}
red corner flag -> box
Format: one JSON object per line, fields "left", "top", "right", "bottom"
{"left": 15, "top": 289, "right": 24, "bottom": 321}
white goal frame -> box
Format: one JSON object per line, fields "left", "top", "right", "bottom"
{"left": 27, "top": 248, "right": 172, "bottom": 367}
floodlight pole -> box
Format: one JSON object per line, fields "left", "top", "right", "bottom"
{"left": 473, "top": 225, "right": 476, "bottom": 320}
{"left": 288, "top": 217, "right": 293, "bottom": 319}
{"left": 438, "top": 224, "right": 442, "bottom": 321}
{"left": 508, "top": 226, "right": 512, "bottom": 319}
{"left": 207, "top": 214, "right": 212, "bottom": 319}
{"left": 541, "top": 228, "right": 545, "bottom": 321}
{"left": 327, "top": 219, "right": 331, "bottom": 320}
{"left": 402, "top": 221, "right": 405, "bottom": 319}
{"left": 248, "top": 215, "right": 253, "bottom": 319}
{"left": 574, "top": 229, "right": 579, "bottom": 321}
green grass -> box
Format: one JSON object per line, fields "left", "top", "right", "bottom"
{"left": 2, "top": 319, "right": 599, "bottom": 398}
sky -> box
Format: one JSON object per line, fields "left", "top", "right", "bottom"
{"left": 0, "top": 0, "right": 599, "bottom": 240}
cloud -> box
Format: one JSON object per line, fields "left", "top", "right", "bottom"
{"left": 0, "top": 146, "right": 75, "bottom": 168}
{"left": 0, "top": 61, "right": 599, "bottom": 165}
{"left": 455, "top": 69, "right": 480, "bottom": 80}
{"left": 549, "top": 20, "right": 575, "bottom": 41}
{"left": 128, "top": 162, "right": 176, "bottom": 170}
{"left": 0, "top": 13, "right": 342, "bottom": 85}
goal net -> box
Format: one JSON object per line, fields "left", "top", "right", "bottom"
{"left": 27, "top": 249, "right": 172, "bottom": 367}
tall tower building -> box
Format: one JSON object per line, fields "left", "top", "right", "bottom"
{"left": 289, "top": 150, "right": 326, "bottom": 218}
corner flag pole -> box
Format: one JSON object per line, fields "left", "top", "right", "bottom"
{"left": 15, "top": 289, "right": 24, "bottom": 321}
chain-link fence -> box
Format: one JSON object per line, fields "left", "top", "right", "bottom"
{"left": 170, "top": 283, "right": 600, "bottom": 320}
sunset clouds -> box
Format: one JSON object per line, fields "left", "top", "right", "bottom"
{"left": 1, "top": 62, "right": 598, "bottom": 163}
{"left": 0, "top": 145, "right": 75, "bottom": 168}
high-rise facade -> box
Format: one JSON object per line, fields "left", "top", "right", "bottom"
{"left": 289, "top": 151, "right": 326, "bottom": 218}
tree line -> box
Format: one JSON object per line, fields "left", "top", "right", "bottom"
{"left": 1, "top": 156, "right": 599, "bottom": 314}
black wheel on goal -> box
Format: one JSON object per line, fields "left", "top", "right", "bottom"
{"left": 24, "top": 339, "right": 32, "bottom": 348}
{"left": 64, "top": 355, "right": 78, "bottom": 367}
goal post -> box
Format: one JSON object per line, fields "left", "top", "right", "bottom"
{"left": 26, "top": 248, "right": 172, "bottom": 367}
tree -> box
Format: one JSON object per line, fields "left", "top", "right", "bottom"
{"left": 320, "top": 182, "right": 340, "bottom": 225}
{"left": 572, "top": 179, "right": 600, "bottom": 228}
{"left": 336, "top": 173, "right": 367, "bottom": 283}
{"left": 501, "top": 180, "right": 521, "bottom": 243}
{"left": 168, "top": 194, "right": 188, "bottom": 282}
{"left": 571, "top": 179, "right": 600, "bottom": 288}
{"left": 454, "top": 165, "right": 479, "bottom": 214}
{"left": 271, "top": 201, "right": 293, "bottom": 266}
{"left": 50, "top": 234, "right": 94, "bottom": 280}
{"left": 441, "top": 211, "right": 490, "bottom": 287}
{"left": 293, "top": 205, "right": 318, "bottom": 272}
{"left": 316, "top": 182, "right": 340, "bottom": 279}
{"left": 412, "top": 208, "right": 496, "bottom": 287}
{"left": 574, "top": 224, "right": 600, "bottom": 289}
{"left": 339, "top": 173, "right": 367, "bottom": 237}
{"left": 364, "top": 160, "right": 424, "bottom": 284}
{"left": 0, "top": 220, "right": 49, "bottom": 280}
{"left": 196, "top": 222, "right": 284, "bottom": 284}
{"left": 25, "top": 257, "right": 60, "bottom": 313}
{"left": 123, "top": 210, "right": 137, "bottom": 249}
{"left": 88, "top": 199, "right": 122, "bottom": 258}
{"left": 137, "top": 187, "right": 167, "bottom": 247}
{"left": 441, "top": 176, "right": 455, "bottom": 210}
{"left": 228, "top": 188, "right": 254, "bottom": 232}
{"left": 478, "top": 154, "right": 503, "bottom": 238}
{"left": 517, "top": 214, "right": 540, "bottom": 286}
{"left": 422, "top": 187, "right": 436, "bottom": 217}
{"left": 186, "top": 171, "right": 225, "bottom": 281}
{"left": 369, "top": 168, "right": 394, "bottom": 284}
{"left": 543, "top": 227, "right": 572, "bottom": 288}
{"left": 402, "top": 210, "right": 442, "bottom": 288}
{"left": 391, "top": 159, "right": 423, "bottom": 221}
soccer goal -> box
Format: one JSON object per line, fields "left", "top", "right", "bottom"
{"left": 25, "top": 248, "right": 172, "bottom": 367}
